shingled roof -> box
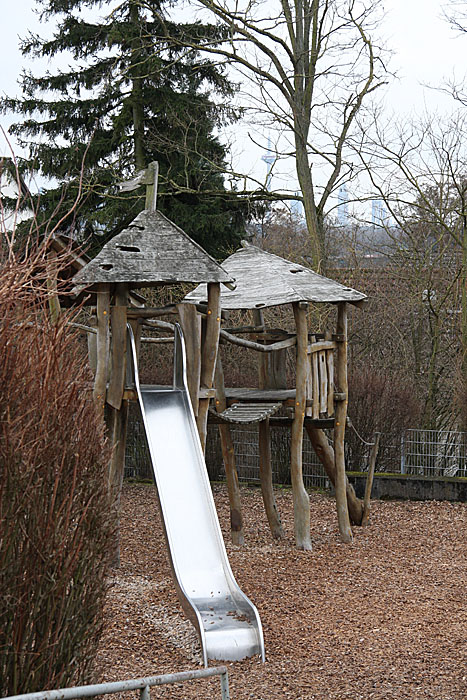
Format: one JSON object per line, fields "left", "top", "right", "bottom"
{"left": 73, "top": 209, "right": 234, "bottom": 290}
{"left": 185, "top": 244, "right": 367, "bottom": 309}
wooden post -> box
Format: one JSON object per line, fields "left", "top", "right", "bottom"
{"left": 291, "top": 302, "right": 312, "bottom": 550}
{"left": 87, "top": 316, "right": 98, "bottom": 374}
{"left": 253, "top": 309, "right": 285, "bottom": 540}
{"left": 362, "top": 432, "right": 380, "bottom": 527}
{"left": 253, "top": 309, "right": 268, "bottom": 390}
{"left": 259, "top": 418, "right": 285, "bottom": 539}
{"left": 107, "top": 283, "right": 128, "bottom": 410}
{"left": 177, "top": 302, "right": 202, "bottom": 416}
{"left": 197, "top": 282, "right": 221, "bottom": 452}
{"left": 93, "top": 284, "right": 110, "bottom": 417}
{"left": 215, "top": 354, "right": 245, "bottom": 545}
{"left": 108, "top": 399, "right": 130, "bottom": 567}
{"left": 334, "top": 302, "right": 353, "bottom": 543}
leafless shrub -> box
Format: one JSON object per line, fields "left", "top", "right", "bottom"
{"left": 347, "top": 366, "right": 421, "bottom": 472}
{"left": 0, "top": 251, "right": 114, "bottom": 694}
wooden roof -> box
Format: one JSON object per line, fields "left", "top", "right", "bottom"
{"left": 185, "top": 244, "right": 367, "bottom": 309}
{"left": 72, "top": 209, "right": 233, "bottom": 290}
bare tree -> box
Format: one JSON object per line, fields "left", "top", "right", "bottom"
{"left": 354, "top": 111, "right": 467, "bottom": 428}
{"left": 170, "top": 0, "right": 388, "bottom": 270}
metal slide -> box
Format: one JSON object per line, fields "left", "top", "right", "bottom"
{"left": 127, "top": 325, "right": 265, "bottom": 667}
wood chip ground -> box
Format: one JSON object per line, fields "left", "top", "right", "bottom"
{"left": 96, "top": 483, "right": 466, "bottom": 699}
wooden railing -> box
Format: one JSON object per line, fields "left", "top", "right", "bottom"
{"left": 306, "top": 338, "right": 337, "bottom": 418}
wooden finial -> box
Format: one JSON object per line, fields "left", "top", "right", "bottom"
{"left": 117, "top": 161, "right": 159, "bottom": 212}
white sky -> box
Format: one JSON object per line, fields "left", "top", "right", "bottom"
{"left": 1, "top": 0, "right": 466, "bottom": 194}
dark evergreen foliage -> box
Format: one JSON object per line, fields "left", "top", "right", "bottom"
{"left": 2, "top": 0, "right": 245, "bottom": 257}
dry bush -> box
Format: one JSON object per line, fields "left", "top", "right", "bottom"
{"left": 0, "top": 252, "right": 114, "bottom": 695}
{"left": 346, "top": 366, "right": 421, "bottom": 471}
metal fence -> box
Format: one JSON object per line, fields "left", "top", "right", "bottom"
{"left": 125, "top": 408, "right": 467, "bottom": 484}
{"left": 401, "top": 429, "right": 467, "bottom": 478}
{"left": 205, "top": 424, "right": 330, "bottom": 490}
{"left": 1, "top": 667, "right": 230, "bottom": 700}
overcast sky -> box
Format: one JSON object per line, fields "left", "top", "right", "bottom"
{"left": 1, "top": 0, "right": 466, "bottom": 184}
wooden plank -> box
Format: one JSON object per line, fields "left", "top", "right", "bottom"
{"left": 311, "top": 338, "right": 320, "bottom": 419}
{"left": 196, "top": 283, "right": 221, "bottom": 453}
{"left": 327, "top": 348, "right": 334, "bottom": 417}
{"left": 93, "top": 285, "right": 110, "bottom": 413}
{"left": 220, "top": 328, "right": 296, "bottom": 353}
{"left": 291, "top": 302, "right": 312, "bottom": 550}
{"left": 268, "top": 348, "right": 287, "bottom": 390}
{"left": 318, "top": 350, "right": 328, "bottom": 414}
{"left": 259, "top": 419, "right": 285, "bottom": 539}
{"left": 177, "top": 302, "right": 201, "bottom": 415}
{"left": 334, "top": 302, "right": 352, "bottom": 543}
{"left": 307, "top": 340, "right": 337, "bottom": 353}
{"left": 127, "top": 305, "right": 178, "bottom": 318}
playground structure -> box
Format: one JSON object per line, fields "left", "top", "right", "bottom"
{"left": 62, "top": 164, "right": 367, "bottom": 661}
{"left": 185, "top": 244, "right": 367, "bottom": 548}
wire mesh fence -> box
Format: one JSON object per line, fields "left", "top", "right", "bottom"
{"left": 205, "top": 425, "right": 330, "bottom": 490}
{"left": 125, "top": 409, "right": 467, "bottom": 484}
{"left": 401, "top": 429, "right": 467, "bottom": 478}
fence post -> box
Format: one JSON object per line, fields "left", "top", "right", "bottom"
{"left": 400, "top": 432, "right": 406, "bottom": 474}
{"left": 139, "top": 686, "right": 150, "bottom": 700}
{"left": 220, "top": 669, "right": 231, "bottom": 700}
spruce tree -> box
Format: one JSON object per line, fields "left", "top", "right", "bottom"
{"left": 3, "top": 0, "right": 244, "bottom": 257}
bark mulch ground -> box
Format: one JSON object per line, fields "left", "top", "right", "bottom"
{"left": 96, "top": 482, "right": 466, "bottom": 699}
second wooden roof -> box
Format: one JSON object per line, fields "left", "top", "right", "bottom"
{"left": 185, "top": 244, "right": 367, "bottom": 309}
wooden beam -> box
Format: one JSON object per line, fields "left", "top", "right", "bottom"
{"left": 334, "top": 302, "right": 353, "bottom": 543}
{"left": 107, "top": 289, "right": 128, "bottom": 411}
{"left": 93, "top": 284, "right": 110, "bottom": 415}
{"left": 291, "top": 302, "right": 312, "bottom": 550}
{"left": 362, "top": 433, "right": 381, "bottom": 527}
{"left": 259, "top": 418, "right": 285, "bottom": 539}
{"left": 220, "top": 328, "right": 296, "bottom": 353}
{"left": 197, "top": 283, "right": 221, "bottom": 452}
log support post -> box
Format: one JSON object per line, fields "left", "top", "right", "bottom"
{"left": 291, "top": 302, "right": 312, "bottom": 550}
{"left": 197, "top": 283, "right": 221, "bottom": 453}
{"left": 106, "top": 283, "right": 129, "bottom": 566}
{"left": 259, "top": 418, "right": 284, "bottom": 539}
{"left": 305, "top": 425, "right": 363, "bottom": 524}
{"left": 93, "top": 284, "right": 110, "bottom": 417}
{"left": 334, "top": 302, "right": 353, "bottom": 543}
{"left": 215, "top": 355, "right": 244, "bottom": 545}
{"left": 253, "top": 308, "right": 284, "bottom": 540}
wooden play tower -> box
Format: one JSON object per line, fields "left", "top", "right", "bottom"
{"left": 186, "top": 243, "right": 367, "bottom": 547}
{"left": 69, "top": 165, "right": 367, "bottom": 550}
